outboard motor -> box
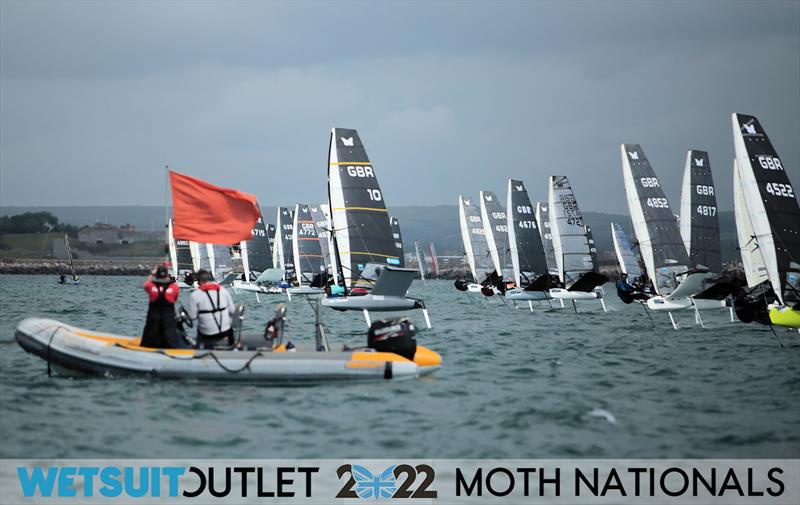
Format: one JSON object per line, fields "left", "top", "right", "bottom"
{"left": 368, "top": 317, "right": 417, "bottom": 360}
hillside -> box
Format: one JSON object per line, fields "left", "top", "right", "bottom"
{"left": 1, "top": 205, "right": 740, "bottom": 262}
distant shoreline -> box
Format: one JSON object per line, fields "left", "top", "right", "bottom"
{"left": 0, "top": 258, "right": 160, "bottom": 276}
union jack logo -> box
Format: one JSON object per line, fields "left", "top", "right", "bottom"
{"left": 352, "top": 465, "right": 396, "bottom": 499}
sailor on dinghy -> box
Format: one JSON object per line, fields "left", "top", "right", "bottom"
{"left": 186, "top": 269, "right": 237, "bottom": 348}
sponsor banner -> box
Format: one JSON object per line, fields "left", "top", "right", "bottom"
{"left": 1, "top": 459, "right": 797, "bottom": 504}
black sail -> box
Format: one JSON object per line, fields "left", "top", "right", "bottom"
{"left": 267, "top": 223, "right": 276, "bottom": 251}
{"left": 507, "top": 179, "right": 548, "bottom": 285}
{"left": 242, "top": 203, "right": 273, "bottom": 273}
{"left": 328, "top": 128, "right": 400, "bottom": 288}
{"left": 680, "top": 150, "right": 721, "bottom": 273}
{"left": 585, "top": 225, "right": 599, "bottom": 272}
{"left": 732, "top": 113, "right": 800, "bottom": 305}
{"left": 175, "top": 239, "right": 194, "bottom": 273}
{"left": 389, "top": 216, "right": 406, "bottom": 268}
{"left": 310, "top": 204, "right": 333, "bottom": 272}
{"left": 293, "top": 203, "right": 324, "bottom": 284}
{"left": 622, "top": 144, "right": 689, "bottom": 295}
{"left": 276, "top": 207, "right": 295, "bottom": 280}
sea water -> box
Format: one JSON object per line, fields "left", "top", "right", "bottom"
{"left": 0, "top": 276, "right": 798, "bottom": 459}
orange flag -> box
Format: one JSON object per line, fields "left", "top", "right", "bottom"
{"left": 170, "top": 171, "right": 259, "bottom": 245}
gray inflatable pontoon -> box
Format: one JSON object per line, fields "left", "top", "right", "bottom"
{"left": 15, "top": 318, "right": 441, "bottom": 383}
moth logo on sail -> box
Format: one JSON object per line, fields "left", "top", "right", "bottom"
{"left": 485, "top": 195, "right": 493, "bottom": 202}
{"left": 341, "top": 137, "right": 354, "bottom": 146}
{"left": 741, "top": 122, "right": 757, "bottom": 135}
{"left": 515, "top": 185, "right": 524, "bottom": 191}
{"left": 694, "top": 158, "right": 704, "bottom": 167}
{"left": 628, "top": 151, "right": 639, "bottom": 160}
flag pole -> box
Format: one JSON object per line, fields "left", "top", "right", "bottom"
{"left": 164, "top": 165, "right": 170, "bottom": 261}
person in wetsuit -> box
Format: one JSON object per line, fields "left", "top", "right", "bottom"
{"left": 615, "top": 273, "right": 649, "bottom": 304}
{"left": 58, "top": 274, "right": 66, "bottom": 284}
{"left": 141, "top": 264, "right": 185, "bottom": 348}
{"left": 187, "top": 269, "right": 237, "bottom": 349}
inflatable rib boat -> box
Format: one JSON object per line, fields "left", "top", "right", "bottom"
{"left": 15, "top": 318, "right": 442, "bottom": 383}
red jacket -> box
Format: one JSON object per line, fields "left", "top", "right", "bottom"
{"left": 143, "top": 280, "right": 179, "bottom": 304}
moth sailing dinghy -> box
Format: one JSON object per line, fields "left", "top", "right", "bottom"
{"left": 504, "top": 179, "right": 553, "bottom": 305}
{"left": 480, "top": 190, "right": 514, "bottom": 295}
{"left": 289, "top": 203, "right": 327, "bottom": 296}
{"left": 547, "top": 176, "right": 608, "bottom": 311}
{"left": 231, "top": 204, "right": 283, "bottom": 297}
{"left": 455, "top": 195, "right": 493, "bottom": 293}
{"left": 15, "top": 301, "right": 441, "bottom": 382}
{"left": 731, "top": 113, "right": 800, "bottom": 329}
{"left": 678, "top": 150, "right": 734, "bottom": 319}
{"left": 273, "top": 207, "right": 296, "bottom": 287}
{"left": 621, "top": 144, "right": 708, "bottom": 328}
{"left": 321, "top": 128, "right": 431, "bottom": 328}
{"left": 58, "top": 234, "right": 81, "bottom": 285}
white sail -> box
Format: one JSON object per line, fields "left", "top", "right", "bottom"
{"left": 458, "top": 195, "right": 477, "bottom": 282}
{"left": 547, "top": 176, "right": 593, "bottom": 286}
{"left": 679, "top": 152, "right": 693, "bottom": 256}
{"left": 611, "top": 222, "right": 642, "bottom": 278}
{"left": 479, "top": 190, "right": 510, "bottom": 278}
{"left": 535, "top": 201, "right": 559, "bottom": 276}
{"left": 733, "top": 160, "right": 769, "bottom": 288}
{"left": 321, "top": 203, "right": 338, "bottom": 285}
{"left": 414, "top": 241, "right": 425, "bottom": 280}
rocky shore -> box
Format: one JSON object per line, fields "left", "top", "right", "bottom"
{"left": 0, "top": 258, "right": 160, "bottom": 276}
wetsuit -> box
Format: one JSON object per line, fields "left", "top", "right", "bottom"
{"left": 141, "top": 280, "right": 183, "bottom": 348}
{"left": 615, "top": 279, "right": 649, "bottom": 304}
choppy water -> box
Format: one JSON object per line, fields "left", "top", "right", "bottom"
{"left": 0, "top": 275, "right": 798, "bottom": 459}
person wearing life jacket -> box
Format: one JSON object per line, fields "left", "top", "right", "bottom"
{"left": 615, "top": 273, "right": 649, "bottom": 304}
{"left": 141, "top": 264, "right": 184, "bottom": 348}
{"left": 186, "top": 269, "right": 236, "bottom": 349}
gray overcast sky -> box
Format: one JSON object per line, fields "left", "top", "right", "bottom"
{"left": 1, "top": 0, "right": 798, "bottom": 214}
